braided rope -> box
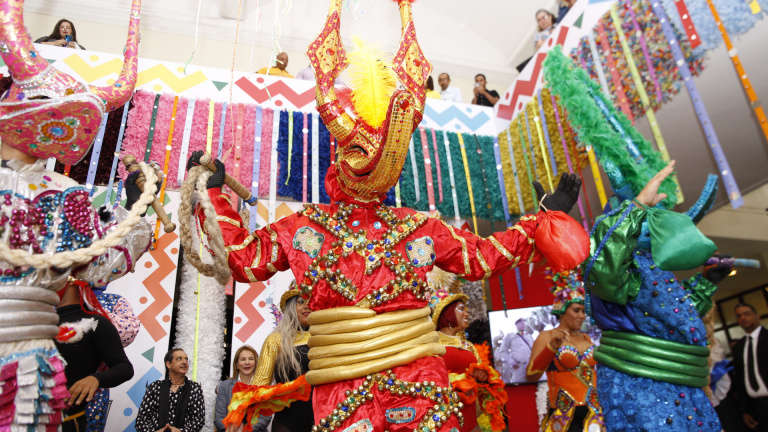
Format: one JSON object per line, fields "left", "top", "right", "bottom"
{"left": 0, "top": 163, "right": 158, "bottom": 269}
{"left": 178, "top": 166, "right": 231, "bottom": 286}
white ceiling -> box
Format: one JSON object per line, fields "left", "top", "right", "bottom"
{"left": 24, "top": 0, "right": 558, "bottom": 85}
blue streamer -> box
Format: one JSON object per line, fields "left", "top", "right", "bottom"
{"left": 250, "top": 106, "right": 263, "bottom": 232}
{"left": 217, "top": 102, "right": 228, "bottom": 158}
{"left": 105, "top": 101, "right": 131, "bottom": 205}
{"left": 492, "top": 136, "right": 512, "bottom": 226}
{"left": 86, "top": 113, "right": 110, "bottom": 196}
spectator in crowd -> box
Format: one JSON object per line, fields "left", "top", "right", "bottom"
{"left": 55, "top": 278, "right": 134, "bottom": 432}
{"left": 534, "top": 10, "right": 556, "bottom": 51}
{"left": 135, "top": 349, "right": 206, "bottom": 432}
{"left": 471, "top": 73, "right": 499, "bottom": 107}
{"left": 733, "top": 303, "right": 768, "bottom": 431}
{"left": 257, "top": 52, "right": 294, "bottom": 78}
{"left": 557, "top": 0, "right": 578, "bottom": 23}
{"left": 35, "top": 19, "right": 85, "bottom": 49}
{"left": 438, "top": 72, "right": 463, "bottom": 103}
{"left": 425, "top": 75, "right": 441, "bottom": 99}
{"left": 214, "top": 345, "right": 270, "bottom": 432}
{"left": 296, "top": 65, "right": 314, "bottom": 81}
{"left": 499, "top": 318, "right": 534, "bottom": 383}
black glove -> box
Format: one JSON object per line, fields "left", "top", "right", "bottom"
{"left": 533, "top": 173, "right": 581, "bottom": 213}
{"left": 124, "top": 171, "right": 143, "bottom": 211}
{"left": 703, "top": 253, "right": 732, "bottom": 285}
{"left": 187, "top": 150, "right": 225, "bottom": 189}
{"left": 207, "top": 159, "right": 226, "bottom": 190}
{"left": 125, "top": 170, "right": 161, "bottom": 213}
{"left": 186, "top": 150, "right": 204, "bottom": 171}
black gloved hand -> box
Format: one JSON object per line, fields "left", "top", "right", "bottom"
{"left": 124, "top": 170, "right": 161, "bottom": 213}
{"left": 186, "top": 150, "right": 204, "bottom": 171}
{"left": 124, "top": 171, "right": 143, "bottom": 211}
{"left": 207, "top": 159, "right": 226, "bottom": 190}
{"left": 533, "top": 173, "right": 581, "bottom": 213}
{"left": 703, "top": 253, "right": 732, "bottom": 285}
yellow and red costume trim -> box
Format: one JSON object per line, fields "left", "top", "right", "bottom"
{"left": 224, "top": 376, "right": 311, "bottom": 431}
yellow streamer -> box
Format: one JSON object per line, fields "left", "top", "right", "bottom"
{"left": 193, "top": 226, "right": 205, "bottom": 380}
{"left": 531, "top": 98, "right": 554, "bottom": 191}
{"left": 206, "top": 100, "right": 215, "bottom": 154}
{"left": 457, "top": 133, "right": 478, "bottom": 233}
{"left": 610, "top": 3, "right": 683, "bottom": 203}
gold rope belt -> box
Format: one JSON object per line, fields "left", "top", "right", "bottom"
{"left": 305, "top": 306, "right": 445, "bottom": 385}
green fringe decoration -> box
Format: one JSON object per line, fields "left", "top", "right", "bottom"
{"left": 543, "top": 46, "right": 677, "bottom": 209}
{"left": 398, "top": 129, "right": 506, "bottom": 222}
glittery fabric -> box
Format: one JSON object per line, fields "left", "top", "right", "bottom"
{"left": 0, "top": 160, "right": 151, "bottom": 429}
{"left": 200, "top": 190, "right": 556, "bottom": 431}
{"left": 0, "top": 348, "right": 68, "bottom": 431}
{"left": 584, "top": 200, "right": 720, "bottom": 431}
{"left": 0, "top": 0, "right": 141, "bottom": 164}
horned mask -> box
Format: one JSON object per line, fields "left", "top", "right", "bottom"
{"left": 308, "top": 0, "right": 432, "bottom": 202}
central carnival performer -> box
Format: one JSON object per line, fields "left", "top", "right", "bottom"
{"left": 186, "top": 1, "right": 588, "bottom": 430}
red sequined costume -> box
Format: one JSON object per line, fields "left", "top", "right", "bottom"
{"left": 204, "top": 1, "right": 586, "bottom": 431}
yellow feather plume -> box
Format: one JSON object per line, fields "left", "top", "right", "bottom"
{"left": 348, "top": 35, "right": 397, "bottom": 129}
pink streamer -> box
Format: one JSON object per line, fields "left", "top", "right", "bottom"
{"left": 258, "top": 108, "right": 274, "bottom": 198}
{"left": 418, "top": 126, "right": 436, "bottom": 212}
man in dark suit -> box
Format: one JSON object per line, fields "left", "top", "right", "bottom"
{"left": 733, "top": 303, "right": 768, "bottom": 431}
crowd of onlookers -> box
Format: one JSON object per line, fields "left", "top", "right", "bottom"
{"left": 34, "top": 1, "right": 578, "bottom": 113}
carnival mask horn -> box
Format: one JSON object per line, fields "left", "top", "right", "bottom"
{"left": 308, "top": 0, "right": 432, "bottom": 202}
{"left": 0, "top": 0, "right": 142, "bottom": 165}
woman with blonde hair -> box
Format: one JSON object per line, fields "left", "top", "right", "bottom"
{"left": 224, "top": 284, "right": 313, "bottom": 432}
{"left": 214, "top": 345, "right": 270, "bottom": 432}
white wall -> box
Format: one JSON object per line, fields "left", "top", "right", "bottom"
{"left": 24, "top": 11, "right": 491, "bottom": 105}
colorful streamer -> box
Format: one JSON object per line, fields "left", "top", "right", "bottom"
{"left": 105, "top": 102, "right": 131, "bottom": 205}
{"left": 704, "top": 0, "right": 768, "bottom": 144}
{"left": 311, "top": 114, "right": 320, "bottom": 203}
{"left": 457, "top": 133, "right": 478, "bottom": 234}
{"left": 154, "top": 96, "right": 179, "bottom": 244}
{"left": 85, "top": 114, "right": 110, "bottom": 196}
{"left": 302, "top": 113, "right": 308, "bottom": 203}
{"left": 250, "top": 107, "right": 263, "bottom": 231}
{"left": 144, "top": 94, "right": 162, "bottom": 163}
{"left": 217, "top": 102, "right": 228, "bottom": 158}
{"left": 430, "top": 129, "right": 443, "bottom": 203}
{"left": 419, "top": 126, "right": 436, "bottom": 212}
{"left": 625, "top": 0, "right": 664, "bottom": 104}
{"left": 673, "top": 0, "right": 702, "bottom": 49}
{"left": 268, "top": 111, "right": 280, "bottom": 222}
{"left": 649, "top": 0, "right": 743, "bottom": 208}
{"left": 609, "top": 3, "right": 683, "bottom": 203}
{"left": 504, "top": 129, "right": 525, "bottom": 215}
{"left": 443, "top": 130, "right": 461, "bottom": 224}
{"left": 596, "top": 23, "right": 634, "bottom": 122}
{"left": 176, "top": 97, "right": 197, "bottom": 187}
{"left": 492, "top": 136, "right": 512, "bottom": 225}
{"left": 547, "top": 92, "right": 589, "bottom": 230}
{"left": 206, "top": 100, "right": 215, "bottom": 154}
{"left": 408, "top": 136, "right": 421, "bottom": 203}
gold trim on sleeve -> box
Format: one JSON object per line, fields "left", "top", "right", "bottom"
{"left": 439, "top": 220, "right": 470, "bottom": 276}
{"left": 511, "top": 225, "right": 535, "bottom": 245}
{"left": 489, "top": 236, "right": 515, "bottom": 261}
{"left": 216, "top": 215, "right": 241, "bottom": 227}
{"left": 217, "top": 194, "right": 232, "bottom": 205}
{"left": 476, "top": 250, "right": 492, "bottom": 280}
